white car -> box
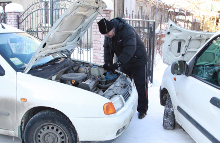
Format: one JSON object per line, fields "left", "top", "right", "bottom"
{"left": 0, "top": 0, "right": 138, "bottom": 142}
{"left": 160, "top": 20, "right": 220, "bottom": 143}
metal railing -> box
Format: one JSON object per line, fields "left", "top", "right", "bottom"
{"left": 17, "top": 0, "right": 93, "bottom": 63}
{"left": 124, "top": 18, "right": 155, "bottom": 83}
{"left": 17, "top": 0, "right": 75, "bottom": 40}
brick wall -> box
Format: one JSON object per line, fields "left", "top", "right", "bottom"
{"left": 6, "top": 12, "right": 23, "bottom": 30}
{"left": 92, "top": 10, "right": 112, "bottom": 65}
{"left": 5, "top": 3, "right": 24, "bottom": 30}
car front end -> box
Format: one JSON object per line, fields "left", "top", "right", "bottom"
{"left": 15, "top": 62, "right": 138, "bottom": 141}
{"left": 0, "top": 0, "right": 139, "bottom": 141}
{"left": 71, "top": 82, "right": 138, "bottom": 141}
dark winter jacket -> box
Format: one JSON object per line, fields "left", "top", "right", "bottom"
{"left": 103, "top": 17, "right": 147, "bottom": 69}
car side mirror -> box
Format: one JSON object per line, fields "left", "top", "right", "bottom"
{"left": 0, "top": 65, "right": 5, "bottom": 76}
{"left": 171, "top": 60, "right": 187, "bottom": 75}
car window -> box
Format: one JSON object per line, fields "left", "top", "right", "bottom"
{"left": 0, "top": 33, "right": 55, "bottom": 71}
{"left": 0, "top": 33, "right": 39, "bottom": 68}
{"left": 192, "top": 36, "right": 220, "bottom": 87}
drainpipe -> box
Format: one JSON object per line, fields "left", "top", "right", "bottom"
{"left": 50, "top": 0, "right": 53, "bottom": 27}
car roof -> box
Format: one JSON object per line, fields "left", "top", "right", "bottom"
{"left": 0, "top": 23, "right": 24, "bottom": 33}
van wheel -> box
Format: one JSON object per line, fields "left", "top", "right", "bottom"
{"left": 24, "top": 110, "right": 78, "bottom": 143}
{"left": 163, "top": 93, "right": 175, "bottom": 130}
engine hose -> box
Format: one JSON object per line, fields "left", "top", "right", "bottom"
{"left": 97, "top": 82, "right": 113, "bottom": 89}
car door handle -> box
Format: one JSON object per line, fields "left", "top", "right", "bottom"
{"left": 210, "top": 97, "right": 220, "bottom": 109}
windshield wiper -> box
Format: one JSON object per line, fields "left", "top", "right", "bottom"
{"left": 30, "top": 57, "right": 63, "bottom": 71}
{"left": 18, "top": 66, "right": 26, "bottom": 72}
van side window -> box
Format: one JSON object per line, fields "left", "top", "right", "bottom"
{"left": 192, "top": 37, "right": 220, "bottom": 87}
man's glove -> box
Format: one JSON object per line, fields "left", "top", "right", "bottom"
{"left": 103, "top": 62, "right": 111, "bottom": 70}
{"left": 108, "top": 61, "right": 121, "bottom": 72}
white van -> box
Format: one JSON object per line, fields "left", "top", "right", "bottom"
{"left": 160, "top": 20, "right": 219, "bottom": 143}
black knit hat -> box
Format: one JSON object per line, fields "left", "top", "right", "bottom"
{"left": 97, "top": 18, "right": 113, "bottom": 34}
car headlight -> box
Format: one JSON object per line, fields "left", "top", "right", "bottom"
{"left": 110, "top": 94, "right": 125, "bottom": 112}
{"left": 103, "top": 95, "right": 125, "bottom": 115}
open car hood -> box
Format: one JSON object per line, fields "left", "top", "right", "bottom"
{"left": 24, "top": 0, "right": 107, "bottom": 73}
{"left": 163, "top": 20, "right": 215, "bottom": 65}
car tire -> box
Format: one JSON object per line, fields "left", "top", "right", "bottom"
{"left": 163, "top": 93, "right": 175, "bottom": 130}
{"left": 24, "top": 110, "right": 78, "bottom": 143}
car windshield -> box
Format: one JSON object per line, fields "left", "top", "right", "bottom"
{"left": 0, "top": 33, "right": 54, "bottom": 71}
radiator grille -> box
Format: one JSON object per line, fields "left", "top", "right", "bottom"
{"left": 122, "top": 86, "right": 131, "bottom": 101}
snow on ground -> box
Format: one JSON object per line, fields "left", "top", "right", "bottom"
{"left": 100, "top": 54, "right": 195, "bottom": 143}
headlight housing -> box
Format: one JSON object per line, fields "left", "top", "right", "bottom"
{"left": 110, "top": 94, "right": 125, "bottom": 112}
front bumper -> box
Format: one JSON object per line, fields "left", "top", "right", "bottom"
{"left": 73, "top": 85, "right": 138, "bottom": 141}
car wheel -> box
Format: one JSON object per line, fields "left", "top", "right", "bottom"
{"left": 163, "top": 93, "right": 175, "bottom": 130}
{"left": 24, "top": 110, "right": 78, "bottom": 143}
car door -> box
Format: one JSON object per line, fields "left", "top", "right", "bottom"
{"left": 0, "top": 55, "right": 16, "bottom": 131}
{"left": 163, "top": 19, "right": 214, "bottom": 65}
{"left": 175, "top": 35, "right": 220, "bottom": 143}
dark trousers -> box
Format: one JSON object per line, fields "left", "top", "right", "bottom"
{"left": 120, "top": 64, "right": 148, "bottom": 113}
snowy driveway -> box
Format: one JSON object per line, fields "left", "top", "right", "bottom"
{"left": 99, "top": 58, "right": 195, "bottom": 143}
{"left": 0, "top": 57, "right": 195, "bottom": 143}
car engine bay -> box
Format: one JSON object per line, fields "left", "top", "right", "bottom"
{"left": 28, "top": 57, "right": 132, "bottom": 100}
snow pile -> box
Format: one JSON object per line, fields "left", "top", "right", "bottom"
{"left": 5, "top": 3, "right": 24, "bottom": 13}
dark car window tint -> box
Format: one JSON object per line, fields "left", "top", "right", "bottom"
{"left": 192, "top": 36, "right": 220, "bottom": 87}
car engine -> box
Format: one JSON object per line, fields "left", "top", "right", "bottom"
{"left": 28, "top": 57, "right": 132, "bottom": 100}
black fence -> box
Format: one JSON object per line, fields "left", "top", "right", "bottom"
{"left": 17, "top": 0, "right": 74, "bottom": 40}
{"left": 124, "top": 18, "right": 155, "bottom": 83}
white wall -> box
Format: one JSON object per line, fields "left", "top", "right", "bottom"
{"left": 124, "top": 0, "right": 136, "bottom": 16}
